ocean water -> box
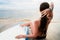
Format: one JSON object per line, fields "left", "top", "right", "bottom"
{"left": 0, "top": 10, "right": 34, "bottom": 19}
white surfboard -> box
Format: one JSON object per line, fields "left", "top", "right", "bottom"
{"left": 0, "top": 24, "right": 29, "bottom": 40}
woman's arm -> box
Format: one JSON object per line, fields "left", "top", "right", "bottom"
{"left": 16, "top": 20, "right": 40, "bottom": 39}
{"left": 20, "top": 22, "right": 30, "bottom": 27}
{"left": 15, "top": 34, "right": 37, "bottom": 39}
{"left": 49, "top": 2, "right": 54, "bottom": 11}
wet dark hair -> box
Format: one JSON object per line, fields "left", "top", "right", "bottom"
{"left": 38, "top": 2, "right": 49, "bottom": 37}
{"left": 40, "top": 2, "right": 49, "bottom": 11}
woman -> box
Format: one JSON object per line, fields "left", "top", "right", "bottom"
{"left": 16, "top": 2, "right": 54, "bottom": 40}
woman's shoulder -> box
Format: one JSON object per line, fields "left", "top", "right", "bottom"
{"left": 30, "top": 19, "right": 40, "bottom": 24}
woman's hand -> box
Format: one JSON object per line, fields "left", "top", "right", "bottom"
{"left": 41, "top": 9, "right": 49, "bottom": 17}
{"left": 15, "top": 35, "right": 26, "bottom": 39}
{"left": 41, "top": 8, "right": 52, "bottom": 18}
